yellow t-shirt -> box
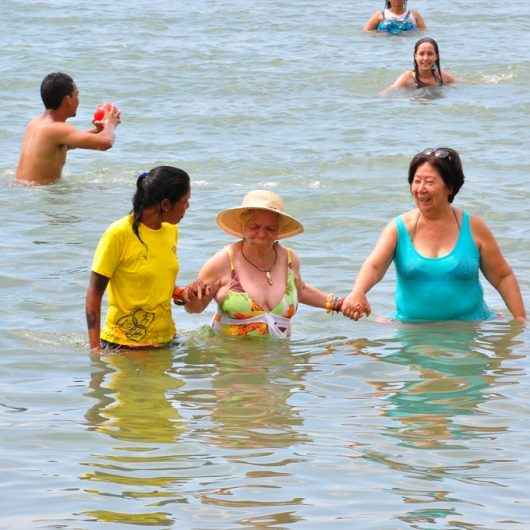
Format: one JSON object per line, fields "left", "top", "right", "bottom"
{"left": 92, "top": 215, "right": 180, "bottom": 347}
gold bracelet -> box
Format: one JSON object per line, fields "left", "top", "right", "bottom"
{"left": 325, "top": 293, "right": 334, "bottom": 313}
{"left": 333, "top": 297, "right": 344, "bottom": 313}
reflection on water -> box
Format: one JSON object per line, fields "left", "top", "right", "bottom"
{"left": 86, "top": 348, "right": 185, "bottom": 443}
{"left": 349, "top": 320, "right": 526, "bottom": 529}
{"left": 351, "top": 321, "right": 524, "bottom": 448}
{"left": 83, "top": 348, "right": 184, "bottom": 526}
{"left": 81, "top": 338, "right": 313, "bottom": 526}
{"left": 180, "top": 337, "right": 312, "bottom": 519}
{"left": 76, "top": 323, "right": 528, "bottom": 528}
{"left": 184, "top": 336, "right": 312, "bottom": 450}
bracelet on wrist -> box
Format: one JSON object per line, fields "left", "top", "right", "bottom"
{"left": 333, "top": 297, "right": 344, "bottom": 312}
{"left": 325, "top": 294, "right": 344, "bottom": 314}
{"left": 325, "top": 293, "right": 334, "bottom": 313}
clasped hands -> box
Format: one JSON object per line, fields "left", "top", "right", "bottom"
{"left": 173, "top": 279, "right": 220, "bottom": 307}
{"left": 341, "top": 291, "right": 371, "bottom": 321}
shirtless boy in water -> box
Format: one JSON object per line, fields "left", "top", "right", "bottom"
{"left": 16, "top": 72, "right": 120, "bottom": 185}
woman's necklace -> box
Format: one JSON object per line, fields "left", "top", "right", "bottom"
{"left": 241, "top": 244, "right": 278, "bottom": 285}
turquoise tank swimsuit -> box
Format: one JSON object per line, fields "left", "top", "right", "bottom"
{"left": 394, "top": 211, "right": 493, "bottom": 322}
{"left": 377, "top": 9, "right": 417, "bottom": 34}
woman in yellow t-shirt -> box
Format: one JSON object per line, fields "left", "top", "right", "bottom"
{"left": 85, "top": 166, "right": 205, "bottom": 353}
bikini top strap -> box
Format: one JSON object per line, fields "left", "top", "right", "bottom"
{"left": 285, "top": 247, "right": 293, "bottom": 268}
{"left": 225, "top": 245, "right": 235, "bottom": 273}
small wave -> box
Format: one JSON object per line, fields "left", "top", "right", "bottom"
{"left": 0, "top": 402, "right": 28, "bottom": 413}
{"left": 193, "top": 180, "right": 209, "bottom": 187}
{"left": 11, "top": 329, "right": 86, "bottom": 349}
{"left": 481, "top": 72, "right": 514, "bottom": 84}
{"left": 308, "top": 180, "right": 321, "bottom": 189}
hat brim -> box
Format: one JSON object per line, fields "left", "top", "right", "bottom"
{"left": 216, "top": 206, "right": 304, "bottom": 240}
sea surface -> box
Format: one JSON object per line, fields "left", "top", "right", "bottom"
{"left": 1, "top": 1, "right": 530, "bottom": 528}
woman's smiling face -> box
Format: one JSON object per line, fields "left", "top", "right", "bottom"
{"left": 415, "top": 42, "right": 438, "bottom": 72}
{"left": 410, "top": 162, "right": 452, "bottom": 212}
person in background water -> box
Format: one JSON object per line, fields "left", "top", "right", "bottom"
{"left": 183, "top": 190, "right": 346, "bottom": 338}
{"left": 364, "top": 0, "right": 426, "bottom": 34}
{"left": 16, "top": 72, "right": 120, "bottom": 185}
{"left": 342, "top": 148, "right": 526, "bottom": 323}
{"left": 382, "top": 37, "right": 455, "bottom": 94}
{"left": 85, "top": 166, "right": 208, "bottom": 354}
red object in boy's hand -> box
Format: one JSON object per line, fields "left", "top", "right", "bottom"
{"left": 93, "top": 107, "right": 105, "bottom": 122}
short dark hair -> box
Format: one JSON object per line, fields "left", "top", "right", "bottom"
{"left": 40, "top": 72, "right": 75, "bottom": 110}
{"left": 408, "top": 148, "right": 465, "bottom": 203}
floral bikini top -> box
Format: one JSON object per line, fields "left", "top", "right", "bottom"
{"left": 212, "top": 245, "right": 298, "bottom": 338}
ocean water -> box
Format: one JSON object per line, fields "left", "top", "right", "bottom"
{"left": 1, "top": 0, "right": 530, "bottom": 528}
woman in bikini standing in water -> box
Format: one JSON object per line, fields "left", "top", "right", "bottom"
{"left": 183, "top": 190, "right": 346, "bottom": 338}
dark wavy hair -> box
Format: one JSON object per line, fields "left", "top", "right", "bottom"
{"left": 132, "top": 166, "right": 190, "bottom": 244}
{"left": 40, "top": 72, "right": 75, "bottom": 110}
{"left": 408, "top": 148, "right": 465, "bottom": 203}
{"left": 413, "top": 37, "right": 443, "bottom": 87}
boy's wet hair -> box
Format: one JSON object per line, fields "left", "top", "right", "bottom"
{"left": 40, "top": 72, "right": 75, "bottom": 110}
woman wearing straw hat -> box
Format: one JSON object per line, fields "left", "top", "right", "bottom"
{"left": 182, "top": 190, "right": 344, "bottom": 338}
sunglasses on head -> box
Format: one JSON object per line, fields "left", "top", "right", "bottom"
{"left": 421, "top": 148, "right": 453, "bottom": 161}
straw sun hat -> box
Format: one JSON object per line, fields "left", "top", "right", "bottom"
{"left": 216, "top": 190, "right": 304, "bottom": 240}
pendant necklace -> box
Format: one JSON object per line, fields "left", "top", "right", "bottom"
{"left": 241, "top": 244, "right": 278, "bottom": 285}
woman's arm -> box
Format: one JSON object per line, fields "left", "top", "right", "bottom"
{"left": 442, "top": 70, "right": 456, "bottom": 85}
{"left": 342, "top": 221, "right": 397, "bottom": 320}
{"left": 381, "top": 71, "right": 414, "bottom": 95}
{"left": 413, "top": 10, "right": 426, "bottom": 30}
{"left": 363, "top": 11, "right": 383, "bottom": 31}
{"left": 85, "top": 271, "right": 110, "bottom": 354}
{"left": 183, "top": 250, "right": 228, "bottom": 313}
{"left": 472, "top": 216, "right": 526, "bottom": 321}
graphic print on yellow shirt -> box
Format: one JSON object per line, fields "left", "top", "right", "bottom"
{"left": 92, "top": 215, "right": 180, "bottom": 346}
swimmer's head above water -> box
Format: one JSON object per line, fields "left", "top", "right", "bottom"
{"left": 413, "top": 37, "right": 443, "bottom": 87}
{"left": 40, "top": 72, "right": 77, "bottom": 111}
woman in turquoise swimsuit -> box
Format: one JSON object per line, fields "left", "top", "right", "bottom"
{"left": 364, "top": 0, "right": 426, "bottom": 34}
{"left": 184, "top": 190, "right": 345, "bottom": 337}
{"left": 342, "top": 148, "right": 526, "bottom": 323}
